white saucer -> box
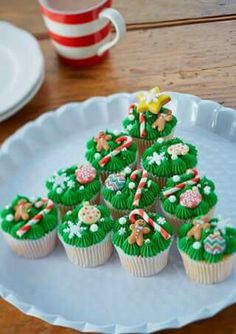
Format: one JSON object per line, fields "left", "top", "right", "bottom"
{"left": 0, "top": 22, "right": 44, "bottom": 120}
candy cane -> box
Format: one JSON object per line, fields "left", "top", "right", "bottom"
{"left": 128, "top": 103, "right": 146, "bottom": 138}
{"left": 130, "top": 169, "right": 148, "bottom": 206}
{"left": 129, "top": 209, "right": 171, "bottom": 240}
{"left": 16, "top": 199, "right": 54, "bottom": 237}
{"left": 162, "top": 169, "right": 200, "bottom": 198}
{"left": 128, "top": 103, "right": 136, "bottom": 114}
{"left": 99, "top": 135, "right": 133, "bottom": 167}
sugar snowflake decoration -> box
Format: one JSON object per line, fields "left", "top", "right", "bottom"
{"left": 203, "top": 186, "right": 211, "bottom": 195}
{"left": 212, "top": 217, "right": 232, "bottom": 234}
{"left": 63, "top": 221, "right": 87, "bottom": 239}
{"left": 52, "top": 174, "right": 67, "bottom": 190}
{"left": 126, "top": 124, "right": 133, "bottom": 131}
{"left": 67, "top": 180, "right": 76, "bottom": 189}
{"left": 147, "top": 152, "right": 165, "bottom": 165}
{"left": 157, "top": 217, "right": 166, "bottom": 225}
{"left": 118, "top": 227, "right": 126, "bottom": 236}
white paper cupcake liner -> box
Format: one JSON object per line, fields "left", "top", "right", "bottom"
{"left": 160, "top": 204, "right": 216, "bottom": 233}
{"left": 179, "top": 251, "right": 235, "bottom": 284}
{"left": 100, "top": 161, "right": 137, "bottom": 184}
{"left": 2, "top": 229, "right": 57, "bottom": 259}
{"left": 58, "top": 192, "right": 100, "bottom": 218}
{"left": 60, "top": 234, "right": 113, "bottom": 267}
{"left": 115, "top": 246, "right": 171, "bottom": 277}
{"left": 104, "top": 200, "right": 156, "bottom": 220}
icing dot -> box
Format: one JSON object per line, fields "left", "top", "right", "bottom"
{"left": 79, "top": 186, "right": 85, "bottom": 190}
{"left": 192, "top": 241, "right": 202, "bottom": 250}
{"left": 147, "top": 180, "right": 152, "bottom": 188}
{"left": 5, "top": 205, "right": 9, "bottom": 209}
{"left": 145, "top": 238, "right": 151, "bottom": 244}
{"left": 119, "top": 217, "right": 126, "bottom": 225}
{"left": 117, "top": 191, "right": 122, "bottom": 195}
{"left": 128, "top": 182, "right": 136, "bottom": 189}
{"left": 126, "top": 124, "right": 133, "bottom": 131}
{"left": 169, "top": 195, "right": 176, "bottom": 203}
{"left": 157, "top": 138, "right": 164, "bottom": 144}
{"left": 56, "top": 187, "right": 63, "bottom": 194}
{"left": 90, "top": 224, "right": 98, "bottom": 232}
{"left": 171, "top": 155, "right": 178, "bottom": 160}
{"left": 128, "top": 114, "right": 135, "bottom": 121}
{"left": 124, "top": 167, "right": 132, "bottom": 174}
{"left": 67, "top": 210, "right": 72, "bottom": 215}
{"left": 6, "top": 214, "right": 14, "bottom": 222}
{"left": 94, "top": 153, "right": 101, "bottom": 159}
{"left": 122, "top": 148, "right": 127, "bottom": 152}
{"left": 172, "top": 175, "right": 180, "bottom": 182}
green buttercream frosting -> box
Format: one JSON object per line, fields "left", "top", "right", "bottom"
{"left": 0, "top": 195, "right": 58, "bottom": 240}
{"left": 46, "top": 164, "right": 101, "bottom": 206}
{"left": 160, "top": 170, "right": 218, "bottom": 220}
{"left": 142, "top": 138, "right": 197, "bottom": 178}
{"left": 102, "top": 168, "right": 160, "bottom": 210}
{"left": 112, "top": 212, "right": 173, "bottom": 257}
{"left": 177, "top": 217, "right": 236, "bottom": 263}
{"left": 58, "top": 203, "right": 113, "bottom": 248}
{"left": 85, "top": 131, "right": 137, "bottom": 172}
{"left": 123, "top": 105, "right": 177, "bottom": 140}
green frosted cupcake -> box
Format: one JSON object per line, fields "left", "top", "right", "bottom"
{"left": 142, "top": 137, "right": 198, "bottom": 188}
{"left": 58, "top": 202, "right": 113, "bottom": 267}
{"left": 85, "top": 131, "right": 138, "bottom": 183}
{"left": 123, "top": 87, "right": 177, "bottom": 157}
{"left": 160, "top": 169, "right": 218, "bottom": 230}
{"left": 177, "top": 216, "right": 236, "bottom": 284}
{"left": 0, "top": 195, "right": 58, "bottom": 258}
{"left": 113, "top": 209, "right": 173, "bottom": 276}
{"left": 102, "top": 167, "right": 160, "bottom": 219}
{"left": 46, "top": 164, "right": 101, "bottom": 216}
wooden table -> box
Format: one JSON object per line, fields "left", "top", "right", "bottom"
{"left": 0, "top": 1, "right": 236, "bottom": 333}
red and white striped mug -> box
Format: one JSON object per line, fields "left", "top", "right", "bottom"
{"left": 39, "top": 0, "right": 126, "bottom": 67}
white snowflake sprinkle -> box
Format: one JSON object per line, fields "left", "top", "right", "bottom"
{"left": 128, "top": 182, "right": 136, "bottom": 189}
{"left": 169, "top": 195, "right": 176, "bottom": 203}
{"left": 63, "top": 221, "right": 87, "bottom": 239}
{"left": 204, "top": 186, "right": 211, "bottom": 195}
{"left": 145, "top": 238, "right": 151, "bottom": 244}
{"left": 94, "top": 153, "right": 101, "bottom": 159}
{"left": 52, "top": 174, "right": 67, "bottom": 190}
{"left": 6, "top": 214, "right": 14, "bottom": 222}
{"left": 126, "top": 124, "right": 133, "bottom": 131}
{"left": 172, "top": 175, "right": 180, "bottom": 182}
{"left": 147, "top": 152, "right": 165, "bottom": 166}
{"left": 90, "top": 224, "right": 98, "bottom": 232}
{"left": 157, "top": 217, "right": 166, "bottom": 225}
{"left": 192, "top": 241, "right": 202, "bottom": 250}
{"left": 118, "top": 227, "right": 126, "bottom": 236}
{"left": 128, "top": 114, "right": 135, "bottom": 121}
{"left": 56, "top": 187, "right": 63, "bottom": 194}
{"left": 119, "top": 217, "right": 127, "bottom": 225}
{"left": 67, "top": 180, "right": 75, "bottom": 189}
{"left": 124, "top": 167, "right": 132, "bottom": 174}
{"left": 143, "top": 91, "right": 158, "bottom": 104}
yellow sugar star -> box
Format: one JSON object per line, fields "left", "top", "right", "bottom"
{"left": 137, "top": 87, "right": 171, "bottom": 114}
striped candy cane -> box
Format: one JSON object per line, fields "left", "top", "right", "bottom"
{"left": 162, "top": 169, "right": 200, "bottom": 198}
{"left": 16, "top": 199, "right": 54, "bottom": 237}
{"left": 128, "top": 103, "right": 146, "bottom": 138}
{"left": 129, "top": 209, "right": 171, "bottom": 240}
{"left": 130, "top": 169, "right": 148, "bottom": 206}
{"left": 99, "top": 135, "right": 133, "bottom": 167}
{"left": 128, "top": 103, "right": 136, "bottom": 114}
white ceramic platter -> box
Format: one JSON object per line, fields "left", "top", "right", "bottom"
{"left": 0, "top": 22, "right": 44, "bottom": 119}
{"left": 0, "top": 92, "right": 236, "bottom": 333}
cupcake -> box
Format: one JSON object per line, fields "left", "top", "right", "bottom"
{"left": 58, "top": 202, "right": 113, "bottom": 267}
{"left": 85, "top": 131, "right": 138, "bottom": 183}
{"left": 160, "top": 169, "right": 218, "bottom": 230}
{"left": 178, "top": 216, "right": 236, "bottom": 284}
{"left": 102, "top": 167, "right": 160, "bottom": 219}
{"left": 142, "top": 137, "right": 198, "bottom": 188}
{"left": 46, "top": 164, "right": 101, "bottom": 216}
{"left": 113, "top": 209, "right": 173, "bottom": 276}
{"left": 0, "top": 195, "right": 58, "bottom": 258}
{"left": 123, "top": 87, "right": 177, "bottom": 157}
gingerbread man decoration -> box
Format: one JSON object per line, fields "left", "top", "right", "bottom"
{"left": 128, "top": 219, "right": 150, "bottom": 247}
{"left": 14, "top": 199, "right": 32, "bottom": 221}
{"left": 94, "top": 131, "right": 112, "bottom": 152}
{"left": 152, "top": 110, "right": 173, "bottom": 131}
{"left": 187, "top": 217, "right": 211, "bottom": 241}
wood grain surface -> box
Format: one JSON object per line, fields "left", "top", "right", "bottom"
{"left": 0, "top": 0, "right": 236, "bottom": 333}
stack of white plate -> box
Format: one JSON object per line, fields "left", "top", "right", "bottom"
{"left": 0, "top": 22, "right": 44, "bottom": 122}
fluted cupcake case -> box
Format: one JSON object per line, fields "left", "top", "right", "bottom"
{"left": 102, "top": 167, "right": 160, "bottom": 219}
{"left": 58, "top": 202, "right": 113, "bottom": 267}
{"left": 177, "top": 217, "right": 236, "bottom": 284}
{"left": 112, "top": 209, "right": 173, "bottom": 277}
{"left": 85, "top": 131, "right": 138, "bottom": 183}
{"left": 46, "top": 164, "right": 101, "bottom": 216}
{"left": 141, "top": 137, "right": 198, "bottom": 189}
{"left": 0, "top": 195, "right": 59, "bottom": 258}
{"left": 160, "top": 169, "right": 218, "bottom": 231}
{"left": 122, "top": 87, "right": 177, "bottom": 158}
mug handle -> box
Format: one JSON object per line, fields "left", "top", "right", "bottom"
{"left": 97, "top": 8, "right": 126, "bottom": 56}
